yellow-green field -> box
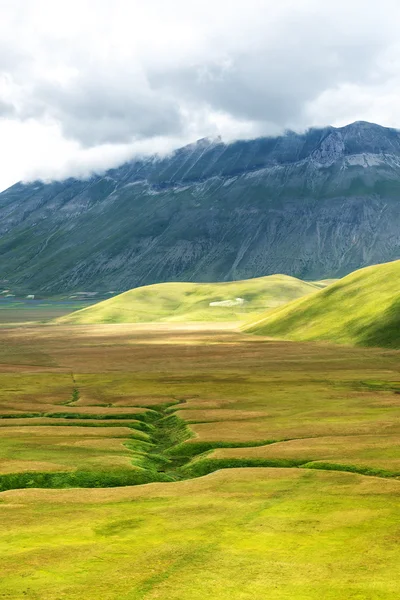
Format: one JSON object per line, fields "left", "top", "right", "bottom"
{"left": 0, "top": 321, "right": 399, "bottom": 598}
{"left": 2, "top": 469, "right": 400, "bottom": 600}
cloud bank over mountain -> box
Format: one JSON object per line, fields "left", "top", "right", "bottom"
{"left": 1, "top": 0, "right": 400, "bottom": 190}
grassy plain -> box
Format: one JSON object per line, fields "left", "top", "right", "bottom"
{"left": 245, "top": 259, "right": 400, "bottom": 348}
{"left": 0, "top": 321, "right": 399, "bottom": 598}
{"left": 2, "top": 469, "right": 400, "bottom": 600}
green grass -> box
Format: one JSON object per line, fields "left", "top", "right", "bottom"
{"left": 1, "top": 469, "right": 400, "bottom": 599}
{"left": 244, "top": 259, "right": 400, "bottom": 348}
{"left": 0, "top": 468, "right": 170, "bottom": 492}
{"left": 58, "top": 275, "right": 324, "bottom": 324}
{"left": 1, "top": 322, "right": 400, "bottom": 598}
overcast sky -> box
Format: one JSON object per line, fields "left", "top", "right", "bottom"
{"left": 1, "top": 0, "right": 400, "bottom": 191}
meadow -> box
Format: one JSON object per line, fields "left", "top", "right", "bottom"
{"left": 0, "top": 316, "right": 399, "bottom": 598}
{"left": 245, "top": 259, "right": 400, "bottom": 348}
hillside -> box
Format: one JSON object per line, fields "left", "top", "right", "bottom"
{"left": 244, "top": 260, "right": 400, "bottom": 348}
{"left": 1, "top": 121, "right": 400, "bottom": 294}
{"left": 59, "top": 275, "right": 321, "bottom": 324}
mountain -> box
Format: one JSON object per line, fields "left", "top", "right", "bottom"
{"left": 58, "top": 274, "right": 324, "bottom": 324}
{"left": 1, "top": 121, "right": 400, "bottom": 293}
{"left": 243, "top": 260, "right": 400, "bottom": 348}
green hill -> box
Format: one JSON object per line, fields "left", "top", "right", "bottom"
{"left": 244, "top": 260, "right": 400, "bottom": 348}
{"left": 58, "top": 275, "right": 322, "bottom": 324}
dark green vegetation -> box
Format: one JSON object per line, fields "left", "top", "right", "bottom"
{"left": 1, "top": 121, "right": 400, "bottom": 294}
{"left": 0, "top": 322, "right": 399, "bottom": 598}
{"left": 59, "top": 275, "right": 323, "bottom": 324}
{"left": 245, "top": 259, "right": 400, "bottom": 348}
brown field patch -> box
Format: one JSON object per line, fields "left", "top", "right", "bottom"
{"left": 0, "top": 426, "right": 133, "bottom": 438}
{"left": 0, "top": 417, "right": 142, "bottom": 427}
{"left": 0, "top": 459, "right": 70, "bottom": 474}
{"left": 188, "top": 417, "right": 400, "bottom": 442}
{"left": 176, "top": 408, "right": 270, "bottom": 422}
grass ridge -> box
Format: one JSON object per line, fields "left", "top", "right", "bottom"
{"left": 2, "top": 401, "right": 400, "bottom": 492}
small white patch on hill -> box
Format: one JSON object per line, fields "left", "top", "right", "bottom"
{"left": 209, "top": 297, "right": 245, "bottom": 307}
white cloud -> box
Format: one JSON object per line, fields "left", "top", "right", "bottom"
{"left": 1, "top": 0, "right": 400, "bottom": 190}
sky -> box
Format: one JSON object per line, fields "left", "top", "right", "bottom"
{"left": 1, "top": 0, "right": 400, "bottom": 191}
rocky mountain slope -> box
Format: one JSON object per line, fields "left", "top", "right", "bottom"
{"left": 0, "top": 121, "right": 399, "bottom": 293}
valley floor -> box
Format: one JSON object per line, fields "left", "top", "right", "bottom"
{"left": 0, "top": 323, "right": 399, "bottom": 598}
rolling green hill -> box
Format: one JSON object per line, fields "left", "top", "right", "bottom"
{"left": 244, "top": 260, "right": 400, "bottom": 348}
{"left": 58, "top": 275, "right": 322, "bottom": 324}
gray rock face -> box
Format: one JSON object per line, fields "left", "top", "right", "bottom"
{"left": 0, "top": 121, "right": 400, "bottom": 293}
{"left": 311, "top": 131, "right": 345, "bottom": 166}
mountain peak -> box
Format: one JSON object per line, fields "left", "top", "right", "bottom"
{"left": 338, "top": 120, "right": 398, "bottom": 134}
{"left": 345, "top": 120, "right": 379, "bottom": 128}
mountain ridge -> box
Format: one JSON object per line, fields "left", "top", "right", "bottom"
{"left": 0, "top": 121, "right": 399, "bottom": 293}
